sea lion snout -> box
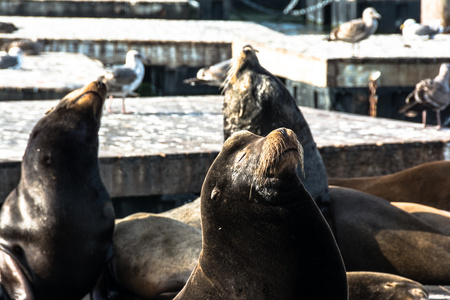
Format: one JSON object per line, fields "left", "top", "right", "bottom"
{"left": 257, "top": 128, "right": 304, "bottom": 178}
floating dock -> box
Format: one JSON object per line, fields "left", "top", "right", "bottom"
{"left": 0, "top": 52, "right": 106, "bottom": 100}
{"left": 2, "top": 16, "right": 450, "bottom": 123}
{"left": 2, "top": 95, "right": 450, "bottom": 201}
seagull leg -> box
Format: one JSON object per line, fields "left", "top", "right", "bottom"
{"left": 107, "top": 95, "right": 114, "bottom": 113}
{"left": 121, "top": 97, "right": 127, "bottom": 114}
{"left": 422, "top": 110, "right": 427, "bottom": 128}
{"left": 436, "top": 110, "right": 442, "bottom": 130}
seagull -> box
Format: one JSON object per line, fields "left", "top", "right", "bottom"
{"left": 0, "top": 47, "right": 23, "bottom": 69}
{"left": 3, "top": 39, "right": 44, "bottom": 55}
{"left": 328, "top": 7, "right": 381, "bottom": 56}
{"left": 399, "top": 63, "right": 450, "bottom": 129}
{"left": 400, "top": 19, "right": 443, "bottom": 46}
{"left": 0, "top": 21, "right": 18, "bottom": 33}
{"left": 183, "top": 58, "right": 232, "bottom": 87}
{"left": 99, "top": 50, "right": 147, "bottom": 114}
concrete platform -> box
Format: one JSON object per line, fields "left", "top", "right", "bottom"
{"left": 1, "top": 95, "right": 450, "bottom": 201}
{"left": 0, "top": 52, "right": 106, "bottom": 100}
{"left": 0, "top": 16, "right": 283, "bottom": 66}
{"left": 234, "top": 33, "right": 450, "bottom": 88}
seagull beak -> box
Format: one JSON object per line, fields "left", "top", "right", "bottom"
{"left": 400, "top": 24, "right": 404, "bottom": 30}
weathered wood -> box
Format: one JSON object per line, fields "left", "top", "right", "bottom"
{"left": 421, "top": 0, "right": 450, "bottom": 27}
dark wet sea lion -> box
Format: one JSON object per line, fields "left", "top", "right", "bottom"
{"left": 328, "top": 186, "right": 450, "bottom": 284}
{"left": 110, "top": 213, "right": 201, "bottom": 299}
{"left": 347, "top": 272, "right": 428, "bottom": 300}
{"left": 174, "top": 128, "right": 348, "bottom": 300}
{"left": 0, "top": 81, "right": 115, "bottom": 300}
{"left": 329, "top": 160, "right": 450, "bottom": 210}
{"left": 222, "top": 45, "right": 329, "bottom": 206}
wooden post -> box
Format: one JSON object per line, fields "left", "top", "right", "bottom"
{"left": 331, "top": 0, "right": 357, "bottom": 27}
{"left": 421, "top": 0, "right": 450, "bottom": 27}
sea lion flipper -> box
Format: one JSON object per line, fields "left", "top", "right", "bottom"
{"left": 0, "top": 252, "right": 34, "bottom": 300}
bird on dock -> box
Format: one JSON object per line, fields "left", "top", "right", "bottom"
{"left": 399, "top": 63, "right": 450, "bottom": 129}
{"left": 183, "top": 58, "right": 232, "bottom": 87}
{"left": 0, "top": 47, "right": 24, "bottom": 69}
{"left": 400, "top": 19, "right": 443, "bottom": 46}
{"left": 98, "top": 49, "right": 147, "bottom": 114}
{"left": 0, "top": 21, "right": 18, "bottom": 33}
{"left": 3, "top": 39, "right": 44, "bottom": 55}
{"left": 327, "top": 7, "right": 381, "bottom": 56}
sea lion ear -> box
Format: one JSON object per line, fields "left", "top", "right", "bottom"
{"left": 45, "top": 107, "right": 55, "bottom": 115}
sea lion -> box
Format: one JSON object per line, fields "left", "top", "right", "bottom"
{"left": 109, "top": 213, "right": 202, "bottom": 299}
{"left": 174, "top": 128, "right": 348, "bottom": 300}
{"left": 0, "top": 81, "right": 115, "bottom": 299}
{"left": 347, "top": 272, "right": 428, "bottom": 300}
{"left": 160, "top": 200, "right": 201, "bottom": 230}
{"left": 392, "top": 202, "right": 450, "bottom": 235}
{"left": 222, "top": 45, "right": 329, "bottom": 206}
{"left": 329, "top": 160, "right": 450, "bottom": 211}
{"left": 328, "top": 186, "right": 450, "bottom": 284}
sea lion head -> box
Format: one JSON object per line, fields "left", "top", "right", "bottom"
{"left": 224, "top": 45, "right": 260, "bottom": 89}
{"left": 23, "top": 80, "right": 107, "bottom": 198}
{"left": 203, "top": 127, "right": 304, "bottom": 207}
{"left": 180, "top": 128, "right": 347, "bottom": 300}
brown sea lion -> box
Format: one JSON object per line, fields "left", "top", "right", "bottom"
{"left": 347, "top": 272, "right": 428, "bottom": 300}
{"left": 328, "top": 160, "right": 450, "bottom": 211}
{"left": 110, "top": 213, "right": 201, "bottom": 299}
{"left": 160, "top": 200, "right": 201, "bottom": 230}
{"left": 174, "top": 128, "right": 348, "bottom": 300}
{"left": 328, "top": 186, "right": 450, "bottom": 284}
{"left": 0, "top": 81, "right": 115, "bottom": 300}
{"left": 222, "top": 45, "right": 329, "bottom": 206}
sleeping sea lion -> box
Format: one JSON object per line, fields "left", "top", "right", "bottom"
{"left": 160, "top": 200, "right": 201, "bottom": 230}
{"left": 391, "top": 202, "right": 450, "bottom": 235}
{"left": 328, "top": 186, "right": 450, "bottom": 284}
{"left": 109, "top": 213, "right": 201, "bottom": 299}
{"left": 222, "top": 45, "right": 329, "bottom": 206}
{"left": 329, "top": 160, "right": 450, "bottom": 210}
{"left": 0, "top": 81, "right": 115, "bottom": 299}
{"left": 174, "top": 128, "right": 348, "bottom": 299}
{"left": 347, "top": 271, "right": 428, "bottom": 300}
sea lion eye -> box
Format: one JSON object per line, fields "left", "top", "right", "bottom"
{"left": 211, "top": 187, "right": 220, "bottom": 201}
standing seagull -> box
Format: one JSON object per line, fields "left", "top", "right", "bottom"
{"left": 399, "top": 63, "right": 450, "bottom": 129}
{"left": 0, "top": 47, "right": 23, "bottom": 69}
{"left": 99, "top": 50, "right": 147, "bottom": 114}
{"left": 328, "top": 7, "right": 381, "bottom": 56}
